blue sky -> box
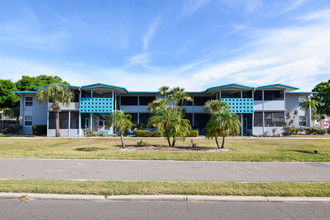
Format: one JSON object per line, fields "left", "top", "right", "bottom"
{"left": 0, "top": 0, "right": 329, "bottom": 91}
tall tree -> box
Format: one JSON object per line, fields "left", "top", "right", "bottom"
{"left": 205, "top": 110, "right": 241, "bottom": 149}
{"left": 204, "top": 100, "right": 231, "bottom": 114}
{"left": 0, "top": 80, "right": 20, "bottom": 108}
{"left": 3, "top": 107, "right": 20, "bottom": 123}
{"left": 16, "top": 75, "right": 69, "bottom": 91}
{"left": 36, "top": 84, "right": 74, "bottom": 137}
{"left": 158, "top": 86, "right": 169, "bottom": 99}
{"left": 312, "top": 79, "right": 330, "bottom": 115}
{"left": 299, "top": 99, "right": 318, "bottom": 125}
{"left": 107, "top": 110, "right": 134, "bottom": 148}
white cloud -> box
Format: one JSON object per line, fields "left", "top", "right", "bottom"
{"left": 142, "top": 15, "right": 160, "bottom": 51}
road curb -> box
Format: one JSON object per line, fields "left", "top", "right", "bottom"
{"left": 1, "top": 193, "right": 329, "bottom": 202}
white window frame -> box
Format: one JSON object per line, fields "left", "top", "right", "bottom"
{"left": 25, "top": 116, "right": 33, "bottom": 126}
{"left": 25, "top": 97, "right": 33, "bottom": 107}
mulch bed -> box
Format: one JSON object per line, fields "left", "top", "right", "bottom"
{"left": 117, "top": 146, "right": 231, "bottom": 152}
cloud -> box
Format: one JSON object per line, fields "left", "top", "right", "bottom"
{"left": 181, "top": 0, "right": 211, "bottom": 17}
{"left": 126, "top": 53, "right": 150, "bottom": 66}
{"left": 142, "top": 15, "right": 161, "bottom": 51}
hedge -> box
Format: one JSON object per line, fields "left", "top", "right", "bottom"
{"left": 136, "top": 130, "right": 198, "bottom": 137}
{"left": 2, "top": 124, "right": 23, "bottom": 134}
{"left": 32, "top": 125, "right": 47, "bottom": 136}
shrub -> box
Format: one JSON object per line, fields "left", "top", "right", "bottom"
{"left": 32, "top": 125, "right": 47, "bottom": 136}
{"left": 136, "top": 123, "right": 145, "bottom": 130}
{"left": 9, "top": 124, "right": 23, "bottom": 132}
{"left": 136, "top": 130, "right": 152, "bottom": 137}
{"left": 187, "top": 130, "right": 199, "bottom": 137}
{"left": 152, "top": 131, "right": 162, "bottom": 137}
{"left": 305, "top": 126, "right": 327, "bottom": 135}
{"left": 86, "top": 128, "right": 94, "bottom": 136}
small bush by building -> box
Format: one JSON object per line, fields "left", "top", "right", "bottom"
{"left": 32, "top": 125, "right": 47, "bottom": 136}
{"left": 136, "top": 129, "right": 198, "bottom": 137}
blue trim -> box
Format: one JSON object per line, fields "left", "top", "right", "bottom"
{"left": 256, "top": 84, "right": 299, "bottom": 90}
{"left": 81, "top": 83, "right": 129, "bottom": 93}
{"left": 127, "top": 91, "right": 158, "bottom": 94}
{"left": 34, "top": 83, "right": 79, "bottom": 90}
{"left": 286, "top": 92, "right": 318, "bottom": 94}
{"left": 204, "top": 84, "right": 254, "bottom": 92}
{"left": 13, "top": 91, "right": 37, "bottom": 94}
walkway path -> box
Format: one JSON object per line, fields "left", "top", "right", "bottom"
{"left": 1, "top": 158, "right": 329, "bottom": 182}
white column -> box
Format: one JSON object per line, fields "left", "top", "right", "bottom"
{"left": 68, "top": 110, "right": 71, "bottom": 136}
{"left": 111, "top": 89, "right": 114, "bottom": 134}
{"left": 137, "top": 113, "right": 140, "bottom": 124}
{"left": 192, "top": 113, "right": 195, "bottom": 127}
{"left": 241, "top": 113, "right": 243, "bottom": 136}
{"left": 91, "top": 89, "right": 93, "bottom": 98}
{"left": 252, "top": 90, "right": 254, "bottom": 136}
{"left": 90, "top": 113, "right": 93, "bottom": 130}
{"left": 262, "top": 90, "right": 265, "bottom": 135}
{"left": 219, "top": 90, "right": 221, "bottom": 99}
{"left": 241, "top": 90, "right": 243, "bottom": 98}
{"left": 78, "top": 88, "right": 81, "bottom": 136}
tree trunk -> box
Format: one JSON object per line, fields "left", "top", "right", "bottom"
{"left": 215, "top": 137, "right": 220, "bottom": 149}
{"left": 171, "top": 138, "right": 176, "bottom": 147}
{"left": 55, "top": 111, "right": 60, "bottom": 137}
{"left": 167, "top": 137, "right": 171, "bottom": 147}
{"left": 120, "top": 134, "right": 125, "bottom": 148}
{"left": 221, "top": 134, "right": 225, "bottom": 149}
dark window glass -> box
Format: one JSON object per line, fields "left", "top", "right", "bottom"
{"left": 194, "top": 113, "right": 210, "bottom": 129}
{"left": 25, "top": 97, "right": 33, "bottom": 106}
{"left": 194, "top": 97, "right": 211, "bottom": 106}
{"left": 264, "top": 91, "right": 284, "bottom": 100}
{"left": 24, "top": 116, "right": 32, "bottom": 126}
{"left": 128, "top": 113, "right": 138, "bottom": 124}
{"left": 299, "top": 116, "right": 307, "bottom": 126}
{"left": 221, "top": 90, "right": 241, "bottom": 98}
{"left": 139, "top": 96, "right": 155, "bottom": 105}
{"left": 265, "top": 112, "right": 284, "bottom": 127}
{"left": 254, "top": 91, "right": 262, "bottom": 100}
{"left": 184, "top": 113, "right": 193, "bottom": 124}
{"left": 254, "top": 112, "right": 263, "bottom": 127}
{"left": 182, "top": 99, "right": 193, "bottom": 106}
{"left": 81, "top": 90, "right": 91, "bottom": 98}
{"left": 121, "top": 96, "right": 138, "bottom": 105}
{"left": 243, "top": 91, "right": 252, "bottom": 98}
{"left": 70, "top": 112, "right": 79, "bottom": 129}
{"left": 49, "top": 112, "right": 69, "bottom": 129}
{"left": 73, "top": 90, "right": 79, "bottom": 102}
{"left": 139, "top": 113, "right": 150, "bottom": 125}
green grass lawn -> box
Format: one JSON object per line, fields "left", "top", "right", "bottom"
{"left": 0, "top": 137, "right": 329, "bottom": 161}
{"left": 0, "top": 179, "right": 329, "bottom": 197}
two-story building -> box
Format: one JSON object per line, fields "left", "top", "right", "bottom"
{"left": 14, "top": 83, "right": 316, "bottom": 136}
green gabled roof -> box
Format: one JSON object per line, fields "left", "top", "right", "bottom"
{"left": 81, "top": 83, "right": 129, "bottom": 93}
{"left": 256, "top": 84, "right": 299, "bottom": 90}
{"left": 34, "top": 83, "right": 79, "bottom": 90}
{"left": 204, "top": 83, "right": 254, "bottom": 93}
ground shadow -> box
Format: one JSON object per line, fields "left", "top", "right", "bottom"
{"left": 75, "top": 147, "right": 107, "bottom": 152}
{"left": 291, "top": 150, "right": 317, "bottom": 154}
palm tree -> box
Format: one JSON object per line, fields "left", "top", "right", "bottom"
{"left": 4, "top": 107, "right": 20, "bottom": 123}
{"left": 147, "top": 99, "right": 168, "bottom": 111}
{"left": 148, "top": 106, "right": 191, "bottom": 147}
{"left": 107, "top": 110, "right": 134, "bottom": 148}
{"left": 299, "top": 99, "right": 318, "bottom": 126}
{"left": 204, "top": 100, "right": 231, "bottom": 114}
{"left": 36, "top": 84, "right": 74, "bottom": 137}
{"left": 205, "top": 110, "right": 241, "bottom": 149}
{"left": 159, "top": 86, "right": 169, "bottom": 100}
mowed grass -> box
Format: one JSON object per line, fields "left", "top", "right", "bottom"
{"left": 0, "top": 179, "right": 329, "bottom": 197}
{"left": 0, "top": 137, "right": 329, "bottom": 161}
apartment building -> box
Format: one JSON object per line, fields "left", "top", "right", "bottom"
{"left": 14, "top": 83, "right": 316, "bottom": 136}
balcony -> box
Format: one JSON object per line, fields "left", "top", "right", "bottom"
{"left": 220, "top": 98, "right": 254, "bottom": 113}
{"left": 79, "top": 98, "right": 113, "bottom": 113}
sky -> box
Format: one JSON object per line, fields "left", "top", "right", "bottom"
{"left": 0, "top": 0, "right": 329, "bottom": 92}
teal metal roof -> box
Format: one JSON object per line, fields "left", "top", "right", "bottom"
{"left": 256, "top": 84, "right": 299, "bottom": 90}
{"left": 81, "top": 83, "right": 129, "bottom": 93}
{"left": 34, "top": 83, "right": 79, "bottom": 90}
{"left": 204, "top": 83, "right": 254, "bottom": 93}
{"left": 13, "top": 91, "right": 37, "bottom": 94}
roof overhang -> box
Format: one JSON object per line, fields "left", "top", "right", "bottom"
{"left": 256, "top": 84, "right": 298, "bottom": 91}
{"left": 81, "top": 83, "right": 128, "bottom": 93}
{"left": 13, "top": 91, "right": 37, "bottom": 95}
{"left": 204, "top": 84, "right": 254, "bottom": 94}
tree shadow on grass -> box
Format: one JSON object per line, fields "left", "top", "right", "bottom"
{"left": 291, "top": 150, "right": 317, "bottom": 154}
{"left": 75, "top": 147, "right": 107, "bottom": 152}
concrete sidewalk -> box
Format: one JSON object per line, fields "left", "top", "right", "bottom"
{"left": 1, "top": 192, "right": 330, "bottom": 202}
{"left": 0, "top": 158, "right": 329, "bottom": 182}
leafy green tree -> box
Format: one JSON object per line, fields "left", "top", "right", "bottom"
{"left": 0, "top": 80, "right": 20, "bottom": 108}
{"left": 16, "top": 75, "right": 69, "bottom": 91}
{"left": 312, "top": 79, "right": 330, "bottom": 115}
{"left": 4, "top": 107, "right": 20, "bottom": 123}
{"left": 107, "top": 110, "right": 134, "bottom": 148}
{"left": 204, "top": 100, "right": 231, "bottom": 114}
{"left": 36, "top": 84, "right": 74, "bottom": 137}
{"left": 299, "top": 99, "right": 318, "bottom": 125}
{"left": 158, "top": 86, "right": 169, "bottom": 99}
{"left": 205, "top": 110, "right": 241, "bottom": 149}
{"left": 147, "top": 99, "right": 168, "bottom": 111}
{"left": 148, "top": 106, "right": 191, "bottom": 147}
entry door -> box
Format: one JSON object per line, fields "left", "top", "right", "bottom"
{"left": 99, "top": 120, "right": 105, "bottom": 130}
{"left": 243, "top": 118, "right": 248, "bottom": 135}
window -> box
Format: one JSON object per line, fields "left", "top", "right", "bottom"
{"left": 221, "top": 90, "right": 241, "bottom": 98}
{"left": 265, "top": 112, "right": 284, "bottom": 127}
{"left": 70, "top": 112, "right": 79, "bottom": 129}
{"left": 139, "top": 96, "right": 155, "bottom": 105}
{"left": 25, "top": 116, "right": 32, "bottom": 126}
{"left": 254, "top": 112, "right": 263, "bottom": 127}
{"left": 194, "top": 96, "right": 211, "bottom": 106}
{"left": 243, "top": 91, "right": 252, "bottom": 98}
{"left": 299, "top": 116, "right": 307, "bottom": 126}
{"left": 254, "top": 91, "right": 262, "bottom": 100}
{"left": 49, "top": 112, "right": 69, "bottom": 129}
{"left": 121, "top": 96, "right": 138, "bottom": 105}
{"left": 264, "top": 90, "right": 284, "bottom": 100}
{"left": 25, "top": 97, "right": 33, "bottom": 106}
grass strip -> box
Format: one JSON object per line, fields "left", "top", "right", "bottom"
{"left": 0, "top": 179, "right": 329, "bottom": 197}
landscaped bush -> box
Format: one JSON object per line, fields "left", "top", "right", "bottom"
{"left": 283, "top": 126, "right": 297, "bottom": 136}
{"left": 305, "top": 126, "right": 327, "bottom": 135}
{"left": 136, "top": 129, "right": 198, "bottom": 137}
{"left": 32, "top": 125, "right": 47, "bottom": 136}
{"left": 187, "top": 130, "right": 199, "bottom": 137}
{"left": 2, "top": 124, "right": 23, "bottom": 134}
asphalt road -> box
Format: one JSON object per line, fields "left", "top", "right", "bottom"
{"left": 0, "top": 199, "right": 329, "bottom": 220}
{"left": 0, "top": 158, "right": 329, "bottom": 182}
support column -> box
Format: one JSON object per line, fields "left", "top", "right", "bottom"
{"left": 262, "top": 90, "right": 265, "bottom": 135}
{"left": 78, "top": 88, "right": 81, "bottom": 136}
{"left": 241, "top": 90, "right": 243, "bottom": 98}
{"left": 219, "top": 90, "right": 221, "bottom": 99}
{"left": 111, "top": 90, "right": 114, "bottom": 134}
{"left": 137, "top": 113, "right": 140, "bottom": 124}
{"left": 252, "top": 90, "right": 254, "bottom": 136}
{"left": 68, "top": 110, "right": 71, "bottom": 136}
{"left": 90, "top": 113, "right": 93, "bottom": 130}
{"left": 192, "top": 113, "right": 195, "bottom": 127}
